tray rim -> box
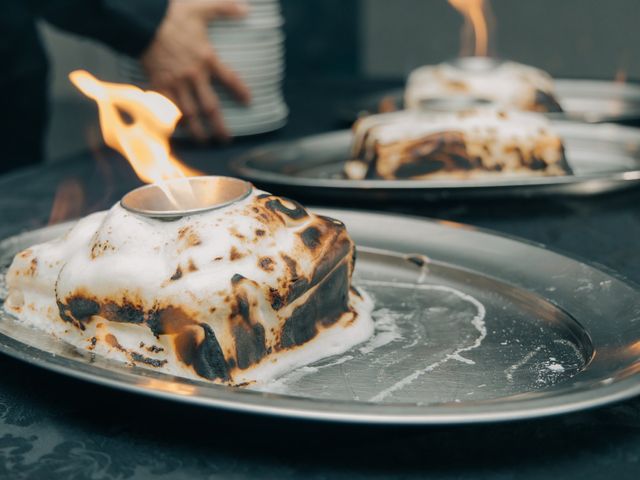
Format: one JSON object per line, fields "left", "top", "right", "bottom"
{"left": 1, "top": 210, "right": 640, "bottom": 425}
{"left": 229, "top": 123, "right": 640, "bottom": 198}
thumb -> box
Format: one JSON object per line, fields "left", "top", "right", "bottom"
{"left": 189, "top": 0, "right": 249, "bottom": 20}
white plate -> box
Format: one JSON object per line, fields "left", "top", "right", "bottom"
{"left": 219, "top": 91, "right": 284, "bottom": 105}
{"left": 208, "top": 30, "right": 284, "bottom": 44}
{"left": 207, "top": 35, "right": 284, "bottom": 49}
{"left": 121, "top": 64, "right": 284, "bottom": 82}
{"left": 218, "top": 84, "right": 282, "bottom": 100}
{"left": 226, "top": 116, "right": 287, "bottom": 136}
{"left": 218, "top": 89, "right": 282, "bottom": 103}
{"left": 222, "top": 103, "right": 288, "bottom": 124}
{"left": 206, "top": 28, "right": 284, "bottom": 41}
{"left": 120, "top": 66, "right": 285, "bottom": 85}
{"left": 210, "top": 52, "right": 285, "bottom": 67}
{"left": 210, "top": 16, "right": 284, "bottom": 30}
{"left": 223, "top": 114, "right": 289, "bottom": 129}
{"left": 119, "top": 52, "right": 285, "bottom": 74}
{"left": 217, "top": 98, "right": 286, "bottom": 115}
{"left": 244, "top": 7, "right": 280, "bottom": 16}
{"left": 215, "top": 56, "right": 285, "bottom": 71}
{"left": 175, "top": 111, "right": 288, "bottom": 137}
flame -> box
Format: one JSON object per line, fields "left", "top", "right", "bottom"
{"left": 448, "top": 0, "right": 493, "bottom": 57}
{"left": 615, "top": 68, "right": 627, "bottom": 84}
{"left": 49, "top": 178, "right": 85, "bottom": 225}
{"left": 69, "top": 70, "right": 200, "bottom": 185}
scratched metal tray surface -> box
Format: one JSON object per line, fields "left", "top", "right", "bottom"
{"left": 230, "top": 122, "right": 640, "bottom": 201}
{"left": 1, "top": 209, "right": 640, "bottom": 424}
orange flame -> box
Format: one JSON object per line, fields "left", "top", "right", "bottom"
{"left": 49, "top": 178, "right": 85, "bottom": 225}
{"left": 69, "top": 70, "right": 200, "bottom": 185}
{"left": 615, "top": 68, "right": 627, "bottom": 84}
{"left": 448, "top": 0, "right": 493, "bottom": 57}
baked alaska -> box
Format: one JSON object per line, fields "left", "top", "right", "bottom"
{"left": 405, "top": 59, "right": 563, "bottom": 113}
{"left": 344, "top": 109, "right": 571, "bottom": 181}
{"left": 4, "top": 187, "right": 373, "bottom": 385}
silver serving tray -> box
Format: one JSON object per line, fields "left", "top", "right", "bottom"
{"left": 554, "top": 79, "right": 640, "bottom": 123}
{"left": 343, "top": 79, "right": 640, "bottom": 125}
{"left": 1, "top": 210, "right": 640, "bottom": 424}
{"left": 230, "top": 122, "right": 640, "bottom": 201}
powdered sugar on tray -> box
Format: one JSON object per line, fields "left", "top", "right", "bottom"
{"left": 365, "top": 281, "right": 486, "bottom": 402}
{"left": 255, "top": 280, "right": 488, "bottom": 401}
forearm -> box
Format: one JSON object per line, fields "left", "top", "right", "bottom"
{"left": 41, "top": 0, "right": 169, "bottom": 57}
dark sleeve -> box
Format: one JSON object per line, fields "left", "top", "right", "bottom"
{"left": 40, "top": 0, "right": 169, "bottom": 57}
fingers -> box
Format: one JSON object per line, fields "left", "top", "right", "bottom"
{"left": 143, "top": 0, "right": 254, "bottom": 142}
{"left": 174, "top": 83, "right": 208, "bottom": 141}
{"left": 192, "top": 72, "right": 230, "bottom": 141}
{"left": 172, "top": 71, "right": 231, "bottom": 142}
{"left": 179, "top": 49, "right": 250, "bottom": 141}
{"left": 190, "top": 0, "right": 249, "bottom": 21}
{"left": 206, "top": 54, "right": 251, "bottom": 105}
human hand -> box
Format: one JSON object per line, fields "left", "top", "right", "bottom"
{"left": 141, "top": 0, "right": 252, "bottom": 141}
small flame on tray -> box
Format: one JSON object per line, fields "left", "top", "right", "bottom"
{"left": 448, "top": 0, "right": 494, "bottom": 57}
{"left": 69, "top": 70, "right": 201, "bottom": 208}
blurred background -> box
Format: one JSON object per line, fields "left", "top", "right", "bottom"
{"left": 43, "top": 0, "right": 639, "bottom": 162}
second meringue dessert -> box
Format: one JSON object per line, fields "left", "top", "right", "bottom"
{"left": 344, "top": 109, "right": 571, "bottom": 181}
{"left": 405, "top": 59, "right": 563, "bottom": 113}
{"left": 5, "top": 182, "right": 373, "bottom": 385}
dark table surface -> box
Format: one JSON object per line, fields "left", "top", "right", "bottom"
{"left": 1, "top": 78, "right": 640, "bottom": 479}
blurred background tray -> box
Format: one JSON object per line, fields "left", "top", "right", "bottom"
{"left": 231, "top": 121, "right": 640, "bottom": 202}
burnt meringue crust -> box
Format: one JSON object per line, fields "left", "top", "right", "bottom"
{"left": 345, "top": 109, "right": 571, "bottom": 181}
{"left": 5, "top": 189, "right": 373, "bottom": 385}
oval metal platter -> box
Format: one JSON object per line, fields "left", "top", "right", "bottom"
{"left": 230, "top": 122, "right": 640, "bottom": 201}
{"left": 1, "top": 210, "right": 640, "bottom": 424}
{"left": 339, "top": 79, "right": 640, "bottom": 125}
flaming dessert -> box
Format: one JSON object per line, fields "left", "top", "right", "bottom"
{"left": 3, "top": 72, "right": 373, "bottom": 385}
{"left": 405, "top": 59, "right": 563, "bottom": 113}
{"left": 405, "top": 1, "right": 562, "bottom": 113}
{"left": 344, "top": 108, "right": 571, "bottom": 181}
{"left": 5, "top": 182, "right": 373, "bottom": 385}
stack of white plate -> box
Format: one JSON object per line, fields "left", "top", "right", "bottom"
{"left": 118, "top": 0, "right": 287, "bottom": 137}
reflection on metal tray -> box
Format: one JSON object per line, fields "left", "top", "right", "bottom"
{"left": 2, "top": 210, "right": 640, "bottom": 424}
{"left": 340, "top": 79, "right": 640, "bottom": 125}
{"left": 230, "top": 122, "right": 640, "bottom": 201}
